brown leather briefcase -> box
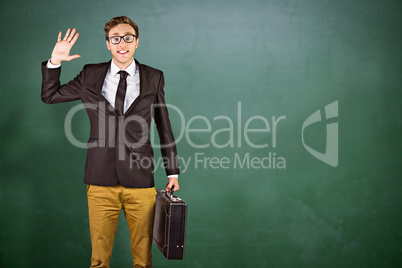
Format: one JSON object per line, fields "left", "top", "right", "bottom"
{"left": 153, "top": 188, "right": 187, "bottom": 260}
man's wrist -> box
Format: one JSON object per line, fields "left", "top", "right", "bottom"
{"left": 47, "top": 59, "right": 61, "bottom": 69}
{"left": 168, "top": 175, "right": 178, "bottom": 179}
{"left": 50, "top": 58, "right": 61, "bottom": 66}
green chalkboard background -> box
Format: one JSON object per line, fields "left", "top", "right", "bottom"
{"left": 1, "top": 0, "right": 401, "bottom": 267}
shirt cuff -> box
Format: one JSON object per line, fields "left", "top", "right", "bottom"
{"left": 167, "top": 174, "right": 178, "bottom": 179}
{"left": 47, "top": 59, "right": 61, "bottom": 69}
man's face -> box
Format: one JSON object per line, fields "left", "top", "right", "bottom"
{"left": 106, "top": 23, "right": 139, "bottom": 69}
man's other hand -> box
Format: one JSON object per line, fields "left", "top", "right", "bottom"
{"left": 166, "top": 177, "right": 179, "bottom": 193}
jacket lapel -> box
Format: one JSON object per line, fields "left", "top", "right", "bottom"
{"left": 93, "top": 61, "right": 115, "bottom": 113}
{"left": 124, "top": 59, "right": 149, "bottom": 115}
{"left": 95, "top": 61, "right": 111, "bottom": 95}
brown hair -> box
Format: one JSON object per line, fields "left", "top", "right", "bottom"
{"left": 104, "top": 16, "right": 139, "bottom": 40}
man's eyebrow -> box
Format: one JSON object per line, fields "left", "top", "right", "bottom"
{"left": 110, "top": 32, "right": 135, "bottom": 36}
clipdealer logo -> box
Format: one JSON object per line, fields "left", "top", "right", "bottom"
{"left": 63, "top": 101, "right": 339, "bottom": 172}
{"left": 302, "top": 101, "right": 338, "bottom": 167}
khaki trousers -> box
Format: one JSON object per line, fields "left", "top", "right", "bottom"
{"left": 87, "top": 184, "right": 156, "bottom": 268}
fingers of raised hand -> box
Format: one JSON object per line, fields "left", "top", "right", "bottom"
{"left": 61, "top": 28, "right": 79, "bottom": 43}
{"left": 68, "top": 28, "right": 77, "bottom": 42}
{"left": 70, "top": 31, "right": 79, "bottom": 45}
{"left": 63, "top": 28, "right": 71, "bottom": 41}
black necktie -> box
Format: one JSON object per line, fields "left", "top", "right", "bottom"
{"left": 115, "top": 70, "right": 128, "bottom": 116}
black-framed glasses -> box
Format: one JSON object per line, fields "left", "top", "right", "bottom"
{"left": 108, "top": 34, "right": 136, "bottom": 44}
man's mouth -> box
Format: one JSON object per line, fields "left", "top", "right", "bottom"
{"left": 118, "top": 50, "right": 129, "bottom": 55}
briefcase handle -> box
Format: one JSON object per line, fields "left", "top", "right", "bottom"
{"left": 165, "top": 186, "right": 182, "bottom": 202}
{"left": 167, "top": 185, "right": 175, "bottom": 197}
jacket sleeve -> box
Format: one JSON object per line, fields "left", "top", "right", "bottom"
{"left": 153, "top": 72, "right": 181, "bottom": 176}
{"left": 41, "top": 60, "right": 84, "bottom": 104}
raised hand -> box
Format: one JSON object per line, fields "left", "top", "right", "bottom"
{"left": 50, "top": 28, "right": 81, "bottom": 65}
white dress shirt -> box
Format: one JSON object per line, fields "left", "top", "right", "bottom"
{"left": 46, "top": 59, "right": 178, "bottom": 179}
{"left": 101, "top": 59, "right": 139, "bottom": 114}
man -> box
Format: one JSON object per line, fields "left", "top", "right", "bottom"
{"left": 41, "top": 16, "right": 180, "bottom": 268}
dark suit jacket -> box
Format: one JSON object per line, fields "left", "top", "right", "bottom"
{"left": 41, "top": 59, "right": 180, "bottom": 188}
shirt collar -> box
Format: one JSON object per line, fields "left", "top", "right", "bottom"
{"left": 110, "top": 58, "right": 136, "bottom": 77}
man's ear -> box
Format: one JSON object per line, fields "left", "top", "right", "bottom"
{"left": 135, "top": 38, "right": 139, "bottom": 49}
{"left": 106, "top": 40, "right": 111, "bottom": 51}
